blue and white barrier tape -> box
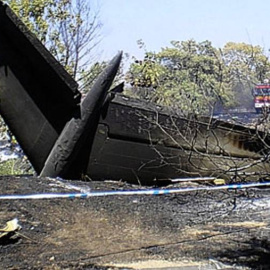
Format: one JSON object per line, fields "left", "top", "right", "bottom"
{"left": 0, "top": 181, "right": 270, "bottom": 200}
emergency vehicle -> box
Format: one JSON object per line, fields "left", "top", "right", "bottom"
{"left": 253, "top": 79, "right": 270, "bottom": 113}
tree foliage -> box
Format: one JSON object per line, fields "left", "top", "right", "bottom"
{"left": 127, "top": 40, "right": 270, "bottom": 113}
{"left": 223, "top": 42, "right": 270, "bottom": 110}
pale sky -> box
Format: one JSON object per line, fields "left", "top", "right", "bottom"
{"left": 98, "top": 0, "right": 270, "bottom": 64}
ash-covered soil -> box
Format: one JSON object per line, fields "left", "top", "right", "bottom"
{"left": 0, "top": 176, "right": 270, "bottom": 269}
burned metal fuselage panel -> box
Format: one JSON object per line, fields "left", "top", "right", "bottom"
{"left": 87, "top": 96, "right": 270, "bottom": 182}
{"left": 0, "top": 1, "right": 270, "bottom": 184}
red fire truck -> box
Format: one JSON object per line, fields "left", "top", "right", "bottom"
{"left": 253, "top": 80, "right": 270, "bottom": 113}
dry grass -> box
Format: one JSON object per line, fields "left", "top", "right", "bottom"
{"left": 215, "top": 221, "right": 267, "bottom": 228}
{"left": 110, "top": 259, "right": 203, "bottom": 269}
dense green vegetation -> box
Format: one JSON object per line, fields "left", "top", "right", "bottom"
{"left": 0, "top": 158, "right": 32, "bottom": 175}
{"left": 127, "top": 40, "right": 270, "bottom": 114}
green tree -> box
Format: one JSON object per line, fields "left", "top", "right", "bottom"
{"left": 222, "top": 42, "right": 270, "bottom": 110}
{"left": 128, "top": 40, "right": 270, "bottom": 113}
{"left": 128, "top": 40, "right": 233, "bottom": 114}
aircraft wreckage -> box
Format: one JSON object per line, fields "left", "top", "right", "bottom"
{"left": 0, "top": 2, "right": 270, "bottom": 184}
